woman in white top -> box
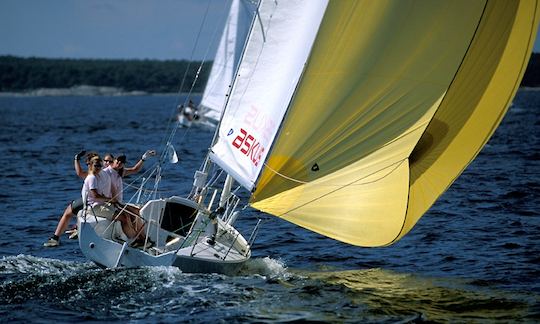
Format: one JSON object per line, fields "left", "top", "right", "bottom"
{"left": 83, "top": 156, "right": 140, "bottom": 239}
{"left": 82, "top": 156, "right": 112, "bottom": 207}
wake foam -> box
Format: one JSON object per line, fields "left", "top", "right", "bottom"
{"left": 0, "top": 254, "right": 93, "bottom": 275}
{"left": 241, "top": 256, "right": 290, "bottom": 278}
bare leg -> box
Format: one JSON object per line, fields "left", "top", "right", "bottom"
{"left": 53, "top": 204, "right": 74, "bottom": 237}
{"left": 115, "top": 214, "right": 138, "bottom": 239}
{"left": 117, "top": 205, "right": 146, "bottom": 240}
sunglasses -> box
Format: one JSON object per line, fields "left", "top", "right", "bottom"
{"left": 104, "top": 160, "right": 113, "bottom": 163}
{"left": 93, "top": 164, "right": 102, "bottom": 168}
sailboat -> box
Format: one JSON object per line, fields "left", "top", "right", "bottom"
{"left": 78, "top": 0, "right": 539, "bottom": 274}
{"left": 178, "top": 0, "right": 253, "bottom": 129}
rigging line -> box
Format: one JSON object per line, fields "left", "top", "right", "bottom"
{"left": 261, "top": 163, "right": 308, "bottom": 185}
{"left": 231, "top": 185, "right": 242, "bottom": 195}
{"left": 111, "top": 161, "right": 161, "bottom": 203}
{"left": 122, "top": 161, "right": 159, "bottom": 189}
{"left": 207, "top": 169, "right": 224, "bottom": 188}
{"left": 159, "top": 1, "right": 231, "bottom": 171}
{"left": 123, "top": 184, "right": 174, "bottom": 194}
{"left": 181, "top": 4, "right": 226, "bottom": 110}
{"left": 275, "top": 158, "right": 408, "bottom": 218}
{"left": 170, "top": 4, "right": 229, "bottom": 151}
{"left": 105, "top": 165, "right": 157, "bottom": 204}
{"left": 262, "top": 119, "right": 430, "bottom": 185}
{"left": 159, "top": 0, "right": 216, "bottom": 157}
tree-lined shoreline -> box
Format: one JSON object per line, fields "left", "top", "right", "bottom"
{"left": 0, "top": 56, "right": 211, "bottom": 94}
{"left": 1, "top": 54, "right": 539, "bottom": 94}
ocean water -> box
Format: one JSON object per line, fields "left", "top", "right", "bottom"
{"left": 0, "top": 90, "right": 538, "bottom": 323}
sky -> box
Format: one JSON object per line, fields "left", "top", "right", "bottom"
{"left": 1, "top": 0, "right": 539, "bottom": 61}
{"left": 0, "top": 0, "right": 235, "bottom": 61}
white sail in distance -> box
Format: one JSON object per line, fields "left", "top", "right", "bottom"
{"left": 199, "top": 0, "right": 253, "bottom": 125}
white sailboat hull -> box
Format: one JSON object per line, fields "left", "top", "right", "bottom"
{"left": 78, "top": 196, "right": 251, "bottom": 275}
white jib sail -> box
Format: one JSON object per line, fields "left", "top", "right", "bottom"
{"left": 199, "top": 0, "right": 253, "bottom": 124}
{"left": 210, "top": 0, "right": 329, "bottom": 190}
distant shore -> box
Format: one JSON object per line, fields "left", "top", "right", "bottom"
{"left": 0, "top": 85, "right": 203, "bottom": 97}
{"left": 0, "top": 85, "right": 537, "bottom": 97}
{"left": 0, "top": 56, "right": 210, "bottom": 94}
{"left": 1, "top": 54, "right": 538, "bottom": 95}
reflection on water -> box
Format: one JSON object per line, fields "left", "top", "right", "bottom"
{"left": 306, "top": 268, "right": 536, "bottom": 322}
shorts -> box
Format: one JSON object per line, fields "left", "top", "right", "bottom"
{"left": 70, "top": 198, "right": 84, "bottom": 214}
{"left": 87, "top": 203, "right": 117, "bottom": 220}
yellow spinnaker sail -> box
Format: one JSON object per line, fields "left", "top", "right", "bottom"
{"left": 250, "top": 0, "right": 539, "bottom": 246}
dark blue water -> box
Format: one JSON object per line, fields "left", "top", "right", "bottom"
{"left": 0, "top": 90, "right": 538, "bottom": 323}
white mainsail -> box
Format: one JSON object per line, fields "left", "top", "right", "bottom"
{"left": 210, "top": 0, "right": 329, "bottom": 190}
{"left": 198, "top": 0, "right": 253, "bottom": 125}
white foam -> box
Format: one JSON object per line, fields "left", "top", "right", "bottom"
{"left": 242, "top": 256, "right": 290, "bottom": 278}
{"left": 0, "top": 254, "right": 91, "bottom": 275}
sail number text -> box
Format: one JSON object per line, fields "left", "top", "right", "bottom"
{"left": 231, "top": 128, "right": 265, "bottom": 166}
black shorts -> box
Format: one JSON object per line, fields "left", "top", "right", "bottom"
{"left": 70, "top": 198, "right": 84, "bottom": 214}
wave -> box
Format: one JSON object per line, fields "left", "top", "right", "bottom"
{"left": 0, "top": 254, "right": 93, "bottom": 275}
{"left": 240, "top": 256, "right": 290, "bottom": 278}
{"left": 0, "top": 254, "right": 292, "bottom": 321}
{"left": 1, "top": 255, "right": 538, "bottom": 322}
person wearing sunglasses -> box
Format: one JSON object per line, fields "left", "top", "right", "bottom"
{"left": 104, "top": 151, "right": 156, "bottom": 247}
{"left": 102, "top": 154, "right": 115, "bottom": 167}
{"left": 82, "top": 156, "right": 112, "bottom": 207}
{"left": 74, "top": 156, "right": 138, "bottom": 240}
{"left": 61, "top": 153, "right": 114, "bottom": 238}
{"left": 44, "top": 149, "right": 155, "bottom": 247}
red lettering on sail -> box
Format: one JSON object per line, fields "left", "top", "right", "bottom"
{"left": 232, "top": 129, "right": 247, "bottom": 149}
{"left": 242, "top": 134, "right": 254, "bottom": 154}
{"left": 231, "top": 128, "right": 265, "bottom": 166}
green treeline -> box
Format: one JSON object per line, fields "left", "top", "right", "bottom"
{"left": 0, "top": 56, "right": 211, "bottom": 93}
{"left": 0, "top": 53, "right": 539, "bottom": 93}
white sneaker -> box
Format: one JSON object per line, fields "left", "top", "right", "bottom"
{"left": 43, "top": 237, "right": 60, "bottom": 247}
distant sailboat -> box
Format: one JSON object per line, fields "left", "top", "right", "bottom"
{"left": 178, "top": 0, "right": 253, "bottom": 129}
{"left": 79, "top": 0, "right": 539, "bottom": 274}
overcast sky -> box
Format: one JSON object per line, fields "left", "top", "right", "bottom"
{"left": 1, "top": 0, "right": 539, "bottom": 61}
